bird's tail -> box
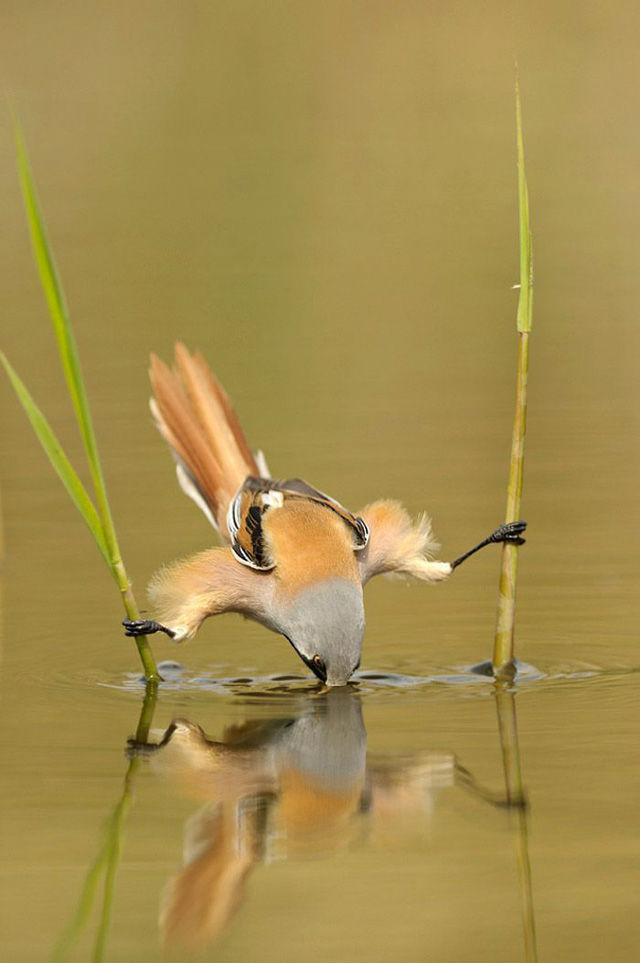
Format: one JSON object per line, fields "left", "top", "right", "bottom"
{"left": 149, "top": 343, "right": 267, "bottom": 537}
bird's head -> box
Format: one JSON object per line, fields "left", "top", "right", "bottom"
{"left": 280, "top": 578, "right": 365, "bottom": 686}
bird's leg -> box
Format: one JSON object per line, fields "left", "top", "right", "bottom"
{"left": 123, "top": 618, "right": 176, "bottom": 639}
{"left": 126, "top": 721, "right": 179, "bottom": 758}
{"left": 451, "top": 520, "right": 527, "bottom": 570}
{"left": 126, "top": 736, "right": 163, "bottom": 757}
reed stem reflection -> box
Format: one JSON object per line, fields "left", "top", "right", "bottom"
{"left": 495, "top": 684, "right": 538, "bottom": 963}
{"left": 51, "top": 680, "right": 159, "bottom": 963}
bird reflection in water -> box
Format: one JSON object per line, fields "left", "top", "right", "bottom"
{"left": 130, "top": 688, "right": 459, "bottom": 953}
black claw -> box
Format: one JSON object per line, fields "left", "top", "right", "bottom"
{"left": 125, "top": 737, "right": 161, "bottom": 759}
{"left": 507, "top": 520, "right": 527, "bottom": 534}
{"left": 123, "top": 618, "right": 154, "bottom": 637}
{"left": 123, "top": 618, "right": 146, "bottom": 637}
{"left": 122, "top": 618, "right": 175, "bottom": 639}
{"left": 489, "top": 520, "right": 527, "bottom": 544}
{"left": 451, "top": 520, "right": 528, "bottom": 570}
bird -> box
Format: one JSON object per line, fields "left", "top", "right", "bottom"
{"left": 123, "top": 343, "right": 526, "bottom": 686}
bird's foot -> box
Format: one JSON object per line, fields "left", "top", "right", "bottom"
{"left": 450, "top": 520, "right": 527, "bottom": 570}
{"left": 125, "top": 737, "right": 161, "bottom": 758}
{"left": 488, "top": 520, "right": 527, "bottom": 546}
{"left": 122, "top": 618, "right": 175, "bottom": 638}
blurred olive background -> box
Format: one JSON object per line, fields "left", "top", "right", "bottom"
{"left": 1, "top": 3, "right": 638, "bottom": 962}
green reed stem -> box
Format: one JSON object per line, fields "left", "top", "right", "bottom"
{"left": 8, "top": 111, "right": 159, "bottom": 682}
{"left": 1, "top": 353, "right": 110, "bottom": 565}
{"left": 493, "top": 76, "right": 534, "bottom": 680}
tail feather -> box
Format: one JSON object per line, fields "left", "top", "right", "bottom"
{"left": 149, "top": 358, "right": 224, "bottom": 508}
{"left": 174, "top": 344, "right": 255, "bottom": 486}
{"left": 150, "top": 345, "right": 259, "bottom": 535}
{"left": 191, "top": 349, "right": 257, "bottom": 470}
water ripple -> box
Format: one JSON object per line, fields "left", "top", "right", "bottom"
{"left": 97, "top": 658, "right": 639, "bottom": 701}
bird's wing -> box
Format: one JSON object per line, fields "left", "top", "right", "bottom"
{"left": 356, "top": 500, "right": 452, "bottom": 585}
{"left": 226, "top": 476, "right": 370, "bottom": 571}
{"left": 148, "top": 546, "right": 273, "bottom": 641}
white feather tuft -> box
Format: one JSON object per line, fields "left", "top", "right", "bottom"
{"left": 176, "top": 464, "right": 219, "bottom": 531}
{"left": 254, "top": 449, "right": 270, "bottom": 478}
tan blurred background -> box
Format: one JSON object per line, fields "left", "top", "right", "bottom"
{"left": 1, "top": 3, "right": 639, "bottom": 962}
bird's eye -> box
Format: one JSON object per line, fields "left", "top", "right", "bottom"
{"left": 312, "top": 655, "right": 326, "bottom": 679}
{"left": 313, "top": 655, "right": 324, "bottom": 670}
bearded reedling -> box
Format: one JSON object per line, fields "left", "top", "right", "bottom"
{"left": 123, "top": 344, "right": 526, "bottom": 685}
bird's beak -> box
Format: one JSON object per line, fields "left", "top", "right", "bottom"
{"left": 301, "top": 652, "right": 328, "bottom": 683}
{"left": 284, "top": 637, "right": 328, "bottom": 683}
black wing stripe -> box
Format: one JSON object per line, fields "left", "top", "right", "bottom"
{"left": 228, "top": 475, "right": 369, "bottom": 570}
